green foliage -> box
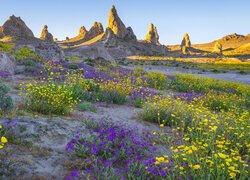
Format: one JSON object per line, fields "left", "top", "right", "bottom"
{"left": 97, "top": 90, "right": 127, "bottom": 105}
{"left": 15, "top": 47, "right": 41, "bottom": 61}
{"left": 68, "top": 64, "right": 79, "bottom": 70}
{"left": 132, "top": 66, "right": 144, "bottom": 77}
{"left": 144, "top": 71, "right": 168, "bottom": 90}
{"left": 0, "top": 82, "right": 14, "bottom": 113}
{"left": 22, "top": 82, "right": 78, "bottom": 115}
{"left": 171, "top": 74, "right": 250, "bottom": 96}
{"left": 0, "top": 42, "right": 14, "bottom": 54}
{"left": 78, "top": 102, "right": 95, "bottom": 112}
{"left": 133, "top": 98, "right": 144, "bottom": 108}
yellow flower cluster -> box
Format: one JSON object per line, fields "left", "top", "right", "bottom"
{"left": 146, "top": 77, "right": 250, "bottom": 178}
{"left": 0, "top": 125, "right": 8, "bottom": 149}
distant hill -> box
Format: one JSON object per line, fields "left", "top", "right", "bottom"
{"left": 223, "top": 43, "right": 250, "bottom": 56}
{"left": 192, "top": 33, "right": 250, "bottom": 52}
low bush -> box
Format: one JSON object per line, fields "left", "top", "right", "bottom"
{"left": 21, "top": 82, "right": 78, "bottom": 115}
{"left": 144, "top": 71, "right": 168, "bottom": 90}
{"left": 0, "top": 82, "right": 14, "bottom": 113}
{"left": 15, "top": 47, "right": 41, "bottom": 62}
{"left": 78, "top": 102, "right": 95, "bottom": 112}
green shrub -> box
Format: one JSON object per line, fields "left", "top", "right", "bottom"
{"left": 22, "top": 82, "right": 77, "bottom": 115}
{"left": 97, "top": 90, "right": 127, "bottom": 105}
{"left": 133, "top": 98, "right": 144, "bottom": 108}
{"left": 68, "top": 64, "right": 79, "bottom": 70}
{"left": 15, "top": 47, "right": 41, "bottom": 61}
{"left": 0, "top": 42, "right": 14, "bottom": 54}
{"left": 144, "top": 71, "right": 168, "bottom": 90}
{"left": 78, "top": 102, "right": 95, "bottom": 112}
{"left": 0, "top": 83, "right": 14, "bottom": 113}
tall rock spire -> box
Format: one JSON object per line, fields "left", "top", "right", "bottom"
{"left": 40, "top": 25, "right": 54, "bottom": 42}
{"left": 181, "top": 33, "right": 191, "bottom": 47}
{"left": 145, "top": 23, "right": 160, "bottom": 45}
{"left": 107, "top": 5, "right": 136, "bottom": 40}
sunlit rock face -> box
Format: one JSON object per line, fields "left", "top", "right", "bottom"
{"left": 0, "top": 15, "right": 34, "bottom": 38}
{"left": 79, "top": 26, "right": 88, "bottom": 38}
{"left": 40, "top": 25, "right": 54, "bottom": 42}
{"left": 144, "top": 23, "right": 159, "bottom": 45}
{"left": 86, "top": 22, "right": 104, "bottom": 41}
{"left": 213, "top": 41, "right": 223, "bottom": 54}
{"left": 108, "top": 5, "right": 136, "bottom": 41}
{"left": 181, "top": 33, "right": 191, "bottom": 47}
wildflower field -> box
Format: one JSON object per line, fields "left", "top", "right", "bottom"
{"left": 0, "top": 57, "right": 249, "bottom": 179}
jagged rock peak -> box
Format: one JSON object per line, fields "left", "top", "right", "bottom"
{"left": 181, "top": 33, "right": 191, "bottom": 47}
{"left": 79, "top": 26, "right": 87, "bottom": 37}
{"left": 86, "top": 22, "right": 104, "bottom": 40}
{"left": 40, "top": 25, "right": 54, "bottom": 42}
{"left": 108, "top": 5, "right": 128, "bottom": 38}
{"left": 0, "top": 15, "right": 34, "bottom": 38}
{"left": 145, "top": 23, "right": 159, "bottom": 45}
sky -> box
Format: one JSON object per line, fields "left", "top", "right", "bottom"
{"left": 0, "top": 0, "right": 249, "bottom": 45}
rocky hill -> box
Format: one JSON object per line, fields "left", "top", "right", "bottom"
{"left": 63, "top": 5, "right": 168, "bottom": 61}
{"left": 192, "top": 33, "right": 250, "bottom": 52}
{"left": 0, "top": 15, "right": 64, "bottom": 61}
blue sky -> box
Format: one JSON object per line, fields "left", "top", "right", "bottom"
{"left": 0, "top": 0, "right": 249, "bottom": 45}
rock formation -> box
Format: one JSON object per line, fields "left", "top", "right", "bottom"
{"left": 181, "top": 33, "right": 191, "bottom": 47}
{"left": 40, "top": 25, "right": 54, "bottom": 42}
{"left": 124, "top": 27, "right": 137, "bottom": 41}
{"left": 103, "top": 27, "right": 117, "bottom": 46}
{"left": 79, "top": 26, "right": 88, "bottom": 38}
{"left": 0, "top": 15, "right": 34, "bottom": 38}
{"left": 85, "top": 22, "right": 104, "bottom": 41}
{"left": 0, "top": 52, "right": 16, "bottom": 74}
{"left": 107, "top": 5, "right": 136, "bottom": 40}
{"left": 180, "top": 33, "right": 191, "bottom": 54}
{"left": 213, "top": 41, "right": 223, "bottom": 54}
{"left": 144, "top": 23, "right": 160, "bottom": 45}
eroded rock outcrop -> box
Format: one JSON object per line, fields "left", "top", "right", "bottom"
{"left": 0, "top": 52, "right": 15, "bottom": 74}
{"left": 0, "top": 15, "right": 34, "bottom": 38}
{"left": 144, "top": 23, "right": 159, "bottom": 45}
{"left": 181, "top": 33, "right": 191, "bottom": 47}
{"left": 107, "top": 5, "right": 136, "bottom": 41}
{"left": 86, "top": 22, "right": 104, "bottom": 41}
{"left": 79, "top": 26, "right": 88, "bottom": 37}
{"left": 40, "top": 25, "right": 54, "bottom": 42}
{"left": 103, "top": 27, "right": 117, "bottom": 46}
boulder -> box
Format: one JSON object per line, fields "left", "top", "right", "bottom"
{"left": 144, "top": 23, "right": 160, "bottom": 45}
{"left": 0, "top": 52, "right": 15, "bottom": 74}
{"left": 0, "top": 15, "right": 34, "bottom": 38}
{"left": 40, "top": 25, "right": 54, "bottom": 42}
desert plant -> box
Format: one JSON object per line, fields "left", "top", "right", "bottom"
{"left": 144, "top": 71, "right": 168, "bottom": 90}
{"left": 15, "top": 47, "right": 41, "bottom": 61}
{"left": 0, "top": 83, "right": 14, "bottom": 113}
{"left": 78, "top": 102, "right": 95, "bottom": 112}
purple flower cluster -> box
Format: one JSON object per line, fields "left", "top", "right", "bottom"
{"left": 66, "top": 117, "right": 158, "bottom": 179}
{"left": 174, "top": 92, "right": 202, "bottom": 103}
{"left": 0, "top": 71, "right": 10, "bottom": 78}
